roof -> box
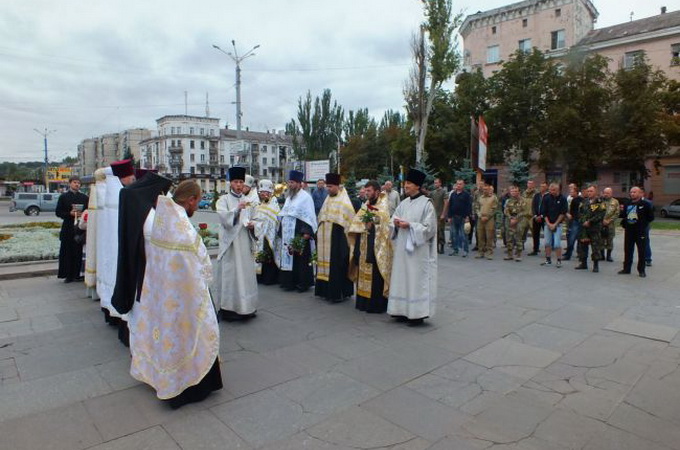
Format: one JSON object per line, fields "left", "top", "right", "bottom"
{"left": 460, "top": 0, "right": 598, "bottom": 36}
{"left": 221, "top": 128, "right": 293, "bottom": 144}
{"left": 579, "top": 10, "right": 680, "bottom": 46}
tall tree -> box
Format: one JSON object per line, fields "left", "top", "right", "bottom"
{"left": 404, "top": 0, "right": 462, "bottom": 164}
{"left": 285, "top": 89, "right": 344, "bottom": 161}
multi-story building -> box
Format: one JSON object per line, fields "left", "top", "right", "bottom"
{"left": 460, "top": 0, "right": 599, "bottom": 77}
{"left": 221, "top": 128, "right": 295, "bottom": 183}
{"left": 77, "top": 128, "right": 151, "bottom": 177}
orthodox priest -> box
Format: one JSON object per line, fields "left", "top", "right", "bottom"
{"left": 213, "top": 167, "right": 258, "bottom": 321}
{"left": 277, "top": 170, "right": 317, "bottom": 292}
{"left": 243, "top": 174, "right": 259, "bottom": 206}
{"left": 55, "top": 176, "right": 89, "bottom": 283}
{"left": 315, "top": 173, "right": 355, "bottom": 302}
{"left": 128, "top": 181, "right": 222, "bottom": 409}
{"left": 387, "top": 168, "right": 437, "bottom": 326}
{"left": 84, "top": 168, "right": 107, "bottom": 299}
{"left": 252, "top": 179, "right": 280, "bottom": 285}
{"left": 112, "top": 172, "right": 173, "bottom": 346}
{"left": 348, "top": 180, "right": 393, "bottom": 313}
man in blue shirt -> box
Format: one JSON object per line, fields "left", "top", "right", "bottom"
{"left": 312, "top": 178, "right": 328, "bottom": 216}
{"left": 444, "top": 179, "right": 472, "bottom": 256}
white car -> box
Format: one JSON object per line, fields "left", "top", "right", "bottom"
{"left": 660, "top": 199, "right": 680, "bottom": 218}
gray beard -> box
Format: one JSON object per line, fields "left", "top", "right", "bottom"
{"left": 287, "top": 187, "right": 300, "bottom": 198}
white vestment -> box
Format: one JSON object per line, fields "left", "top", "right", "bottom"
{"left": 276, "top": 189, "right": 318, "bottom": 271}
{"left": 252, "top": 198, "right": 280, "bottom": 273}
{"left": 97, "top": 169, "right": 124, "bottom": 319}
{"left": 129, "top": 196, "right": 218, "bottom": 400}
{"left": 387, "top": 195, "right": 437, "bottom": 319}
{"left": 84, "top": 169, "right": 105, "bottom": 297}
{"left": 213, "top": 192, "right": 258, "bottom": 315}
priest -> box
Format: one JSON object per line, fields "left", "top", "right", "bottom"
{"left": 243, "top": 174, "right": 259, "bottom": 206}
{"left": 387, "top": 168, "right": 437, "bottom": 326}
{"left": 213, "top": 166, "right": 258, "bottom": 321}
{"left": 55, "top": 175, "right": 89, "bottom": 283}
{"left": 315, "top": 173, "right": 355, "bottom": 302}
{"left": 84, "top": 168, "right": 107, "bottom": 299}
{"left": 348, "top": 180, "right": 393, "bottom": 313}
{"left": 128, "top": 181, "right": 222, "bottom": 409}
{"left": 252, "top": 179, "right": 281, "bottom": 285}
{"left": 277, "top": 170, "right": 317, "bottom": 292}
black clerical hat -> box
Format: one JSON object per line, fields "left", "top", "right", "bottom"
{"left": 325, "top": 173, "right": 341, "bottom": 186}
{"left": 229, "top": 166, "right": 246, "bottom": 181}
{"left": 406, "top": 168, "right": 426, "bottom": 187}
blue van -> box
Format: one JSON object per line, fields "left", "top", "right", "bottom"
{"left": 9, "top": 192, "right": 61, "bottom": 216}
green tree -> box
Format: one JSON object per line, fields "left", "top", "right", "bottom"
{"left": 606, "top": 54, "right": 668, "bottom": 181}
{"left": 507, "top": 159, "right": 530, "bottom": 188}
{"left": 285, "top": 89, "right": 344, "bottom": 161}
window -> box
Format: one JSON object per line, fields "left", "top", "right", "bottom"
{"left": 43, "top": 195, "right": 52, "bottom": 201}
{"left": 624, "top": 50, "right": 644, "bottom": 69}
{"left": 220, "top": 155, "right": 224, "bottom": 163}
{"left": 522, "top": 18, "right": 528, "bottom": 27}
{"left": 190, "top": 140, "right": 195, "bottom": 149}
{"left": 171, "top": 140, "right": 176, "bottom": 147}
{"left": 671, "top": 43, "right": 680, "bottom": 65}
{"left": 176, "top": 127, "right": 181, "bottom": 134}
{"left": 491, "top": 26, "right": 496, "bottom": 34}
{"left": 190, "top": 167, "right": 195, "bottom": 174}
{"left": 190, "top": 127, "right": 194, "bottom": 134}
{"left": 262, "top": 157, "right": 267, "bottom": 165}
{"left": 555, "top": 8, "right": 561, "bottom": 17}
{"left": 262, "top": 145, "right": 267, "bottom": 153}
{"left": 209, "top": 129, "right": 214, "bottom": 136}
{"left": 487, "top": 45, "right": 500, "bottom": 64}
{"left": 171, "top": 127, "right": 175, "bottom": 134}
{"left": 200, "top": 167, "right": 205, "bottom": 175}
{"left": 200, "top": 154, "right": 205, "bottom": 162}
{"left": 190, "top": 154, "right": 195, "bottom": 162}
{"left": 200, "top": 141, "right": 205, "bottom": 150}
{"left": 200, "top": 128, "right": 204, "bottom": 135}
{"left": 263, "top": 169, "right": 268, "bottom": 176}
{"left": 551, "top": 29, "right": 565, "bottom": 50}
{"left": 519, "top": 39, "right": 532, "bottom": 53}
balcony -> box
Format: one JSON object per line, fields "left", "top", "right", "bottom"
{"left": 169, "top": 144, "right": 183, "bottom": 154}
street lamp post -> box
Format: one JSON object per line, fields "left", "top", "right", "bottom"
{"left": 212, "top": 41, "right": 260, "bottom": 140}
{"left": 329, "top": 131, "right": 342, "bottom": 175}
{"left": 33, "top": 128, "right": 55, "bottom": 192}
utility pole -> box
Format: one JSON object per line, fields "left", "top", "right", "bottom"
{"left": 33, "top": 128, "right": 55, "bottom": 192}
{"left": 212, "top": 41, "right": 260, "bottom": 140}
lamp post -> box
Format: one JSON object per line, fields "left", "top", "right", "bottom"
{"left": 212, "top": 41, "right": 260, "bottom": 140}
{"left": 329, "top": 131, "right": 342, "bottom": 175}
{"left": 33, "top": 128, "right": 55, "bottom": 192}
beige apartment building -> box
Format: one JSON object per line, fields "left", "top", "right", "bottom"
{"left": 77, "top": 128, "right": 151, "bottom": 177}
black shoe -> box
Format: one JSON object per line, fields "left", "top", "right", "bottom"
{"left": 645, "top": 261, "right": 652, "bottom": 267}
{"left": 63, "top": 278, "right": 74, "bottom": 284}
{"left": 606, "top": 256, "right": 613, "bottom": 262}
{"left": 618, "top": 270, "right": 631, "bottom": 275}
{"left": 528, "top": 251, "right": 538, "bottom": 256}
{"left": 392, "top": 315, "right": 408, "bottom": 322}
{"left": 592, "top": 262, "right": 599, "bottom": 273}
{"left": 75, "top": 276, "right": 85, "bottom": 282}
{"left": 407, "top": 318, "right": 425, "bottom": 327}
{"left": 639, "top": 272, "right": 647, "bottom": 278}
{"left": 297, "top": 286, "right": 309, "bottom": 293}
{"left": 575, "top": 261, "right": 588, "bottom": 270}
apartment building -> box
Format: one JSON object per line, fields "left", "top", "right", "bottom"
{"left": 221, "top": 128, "right": 295, "bottom": 183}
{"left": 77, "top": 128, "right": 151, "bottom": 177}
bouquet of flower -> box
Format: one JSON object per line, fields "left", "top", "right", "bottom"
{"left": 361, "top": 204, "right": 378, "bottom": 223}
{"left": 310, "top": 250, "right": 318, "bottom": 268}
{"left": 255, "top": 247, "right": 274, "bottom": 264}
{"left": 287, "top": 234, "right": 306, "bottom": 255}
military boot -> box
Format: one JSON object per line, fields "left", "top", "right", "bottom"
{"left": 592, "top": 260, "right": 599, "bottom": 273}
{"left": 606, "top": 250, "right": 613, "bottom": 262}
{"left": 575, "top": 259, "right": 588, "bottom": 270}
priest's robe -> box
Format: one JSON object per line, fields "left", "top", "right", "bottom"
{"left": 315, "top": 187, "right": 355, "bottom": 302}
{"left": 387, "top": 194, "right": 437, "bottom": 321}
{"left": 84, "top": 169, "right": 106, "bottom": 299}
{"left": 129, "top": 196, "right": 222, "bottom": 409}
{"left": 252, "top": 198, "right": 280, "bottom": 285}
{"left": 97, "top": 169, "right": 124, "bottom": 325}
{"left": 348, "top": 193, "right": 393, "bottom": 313}
{"left": 276, "top": 189, "right": 318, "bottom": 292}
{"left": 213, "top": 192, "right": 258, "bottom": 319}
{"left": 55, "top": 189, "right": 89, "bottom": 281}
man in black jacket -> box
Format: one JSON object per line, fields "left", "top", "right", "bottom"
{"left": 619, "top": 186, "right": 654, "bottom": 278}
{"left": 55, "top": 176, "right": 89, "bottom": 283}
{"left": 528, "top": 182, "right": 548, "bottom": 255}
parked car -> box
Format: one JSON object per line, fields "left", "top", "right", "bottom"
{"left": 660, "top": 199, "right": 680, "bottom": 218}
{"left": 9, "top": 192, "right": 61, "bottom": 216}
{"left": 198, "top": 198, "right": 212, "bottom": 209}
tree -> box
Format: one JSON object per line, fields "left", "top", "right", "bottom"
{"left": 606, "top": 55, "right": 668, "bottom": 182}
{"left": 507, "top": 159, "right": 530, "bottom": 188}
{"left": 285, "top": 89, "right": 344, "bottom": 161}
{"left": 404, "top": 0, "right": 462, "bottom": 164}
{"left": 539, "top": 52, "right": 612, "bottom": 185}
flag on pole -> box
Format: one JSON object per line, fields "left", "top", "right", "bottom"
{"left": 478, "top": 115, "right": 488, "bottom": 172}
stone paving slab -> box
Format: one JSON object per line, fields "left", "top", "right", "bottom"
{"left": 0, "top": 233, "right": 678, "bottom": 449}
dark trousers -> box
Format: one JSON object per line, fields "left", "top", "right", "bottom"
{"left": 531, "top": 220, "right": 542, "bottom": 253}
{"left": 623, "top": 229, "right": 647, "bottom": 274}
{"left": 564, "top": 220, "right": 581, "bottom": 259}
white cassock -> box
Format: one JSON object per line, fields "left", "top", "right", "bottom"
{"left": 387, "top": 195, "right": 437, "bottom": 320}
{"left": 97, "top": 168, "right": 124, "bottom": 320}
{"left": 85, "top": 169, "right": 106, "bottom": 299}
{"left": 213, "top": 192, "right": 258, "bottom": 315}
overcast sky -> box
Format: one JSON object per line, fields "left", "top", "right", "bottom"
{"left": 0, "top": 0, "right": 673, "bottom": 162}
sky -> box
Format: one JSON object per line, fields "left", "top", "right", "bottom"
{"left": 0, "top": 0, "right": 674, "bottom": 163}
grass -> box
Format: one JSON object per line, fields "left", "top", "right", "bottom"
{"left": 650, "top": 221, "right": 680, "bottom": 231}
{"left": 0, "top": 221, "right": 61, "bottom": 229}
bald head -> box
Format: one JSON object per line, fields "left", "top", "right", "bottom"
{"left": 629, "top": 186, "right": 643, "bottom": 201}
{"left": 603, "top": 187, "right": 613, "bottom": 199}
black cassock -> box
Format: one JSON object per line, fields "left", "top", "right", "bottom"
{"left": 354, "top": 223, "right": 387, "bottom": 313}
{"left": 257, "top": 239, "right": 280, "bottom": 285}
{"left": 56, "top": 190, "right": 89, "bottom": 281}
{"left": 279, "top": 219, "right": 315, "bottom": 292}
{"left": 315, "top": 223, "right": 354, "bottom": 302}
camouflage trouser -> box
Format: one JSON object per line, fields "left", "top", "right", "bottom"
{"left": 602, "top": 223, "right": 616, "bottom": 251}
{"left": 505, "top": 219, "right": 525, "bottom": 257}
{"left": 577, "top": 225, "right": 603, "bottom": 261}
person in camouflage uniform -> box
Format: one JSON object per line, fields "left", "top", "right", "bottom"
{"left": 601, "top": 187, "right": 620, "bottom": 262}
{"left": 503, "top": 185, "right": 526, "bottom": 261}
{"left": 576, "top": 184, "right": 606, "bottom": 273}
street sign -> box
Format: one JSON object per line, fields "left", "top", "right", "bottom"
{"left": 304, "top": 160, "right": 330, "bottom": 182}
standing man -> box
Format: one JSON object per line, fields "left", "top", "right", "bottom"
{"left": 601, "top": 187, "right": 620, "bottom": 262}
{"left": 278, "top": 170, "right": 318, "bottom": 292}
{"left": 540, "top": 183, "right": 567, "bottom": 267}
{"left": 474, "top": 181, "right": 498, "bottom": 260}
{"left": 575, "top": 184, "right": 606, "bottom": 273}
{"left": 315, "top": 173, "right": 355, "bottom": 303}
{"left": 529, "top": 181, "right": 548, "bottom": 256}
{"left": 55, "top": 176, "right": 89, "bottom": 283}
{"left": 444, "top": 179, "right": 472, "bottom": 257}
{"left": 388, "top": 169, "right": 437, "bottom": 326}
{"left": 252, "top": 179, "right": 281, "bottom": 285}
{"left": 128, "top": 182, "right": 222, "bottom": 409}
{"left": 563, "top": 184, "right": 583, "bottom": 261}
{"left": 503, "top": 185, "right": 526, "bottom": 261}
{"left": 429, "top": 178, "right": 448, "bottom": 254}
{"left": 619, "top": 186, "right": 654, "bottom": 278}
{"left": 243, "top": 174, "right": 259, "bottom": 206}
{"left": 312, "top": 178, "right": 328, "bottom": 216}
{"left": 641, "top": 188, "right": 653, "bottom": 267}
{"left": 213, "top": 167, "right": 258, "bottom": 321}
{"left": 384, "top": 180, "right": 400, "bottom": 216}
{"left": 348, "top": 180, "right": 393, "bottom": 314}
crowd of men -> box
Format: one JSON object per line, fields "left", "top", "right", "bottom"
{"left": 430, "top": 177, "right": 654, "bottom": 277}
{"left": 55, "top": 162, "right": 438, "bottom": 409}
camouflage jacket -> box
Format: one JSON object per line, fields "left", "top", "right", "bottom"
{"left": 579, "top": 197, "right": 606, "bottom": 229}
{"left": 602, "top": 197, "right": 620, "bottom": 224}
{"left": 504, "top": 196, "right": 527, "bottom": 222}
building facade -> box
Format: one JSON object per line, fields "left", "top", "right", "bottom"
{"left": 77, "top": 128, "right": 151, "bottom": 177}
